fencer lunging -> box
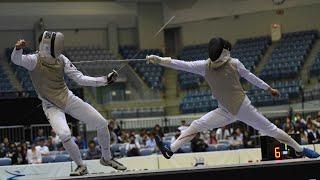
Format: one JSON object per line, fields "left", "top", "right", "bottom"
{"left": 11, "top": 31, "right": 127, "bottom": 176}
{"left": 147, "top": 37, "right": 319, "bottom": 159}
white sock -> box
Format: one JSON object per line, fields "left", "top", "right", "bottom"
{"left": 170, "top": 125, "right": 198, "bottom": 152}
{"left": 97, "top": 127, "right": 112, "bottom": 161}
{"left": 273, "top": 128, "right": 303, "bottom": 152}
{"left": 63, "top": 138, "right": 84, "bottom": 166}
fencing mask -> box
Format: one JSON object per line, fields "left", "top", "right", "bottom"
{"left": 39, "top": 31, "right": 64, "bottom": 59}
{"left": 208, "top": 37, "right": 231, "bottom": 61}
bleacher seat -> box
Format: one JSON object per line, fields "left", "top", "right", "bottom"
{"left": 42, "top": 156, "right": 55, "bottom": 163}
{"left": 260, "top": 30, "right": 317, "bottom": 80}
{"left": 0, "top": 158, "right": 12, "bottom": 166}
{"left": 119, "top": 46, "right": 164, "bottom": 90}
{"left": 180, "top": 89, "right": 218, "bottom": 114}
{"left": 216, "top": 144, "right": 229, "bottom": 151}
{"left": 310, "top": 51, "right": 320, "bottom": 76}
{"left": 139, "top": 148, "right": 154, "bottom": 156}
{"left": 177, "top": 44, "right": 207, "bottom": 90}
{"left": 54, "top": 155, "right": 70, "bottom": 162}
{"left": 231, "top": 36, "right": 271, "bottom": 72}
{"left": 111, "top": 107, "right": 165, "bottom": 118}
{"left": 206, "top": 145, "right": 217, "bottom": 152}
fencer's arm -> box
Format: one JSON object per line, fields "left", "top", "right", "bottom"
{"left": 62, "top": 55, "right": 108, "bottom": 87}
{"left": 236, "top": 59, "right": 270, "bottom": 90}
{"left": 147, "top": 55, "right": 206, "bottom": 76}
{"left": 11, "top": 47, "right": 37, "bottom": 71}
{"left": 162, "top": 59, "right": 206, "bottom": 76}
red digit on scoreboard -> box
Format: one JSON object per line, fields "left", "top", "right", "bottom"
{"left": 274, "top": 147, "right": 281, "bottom": 159}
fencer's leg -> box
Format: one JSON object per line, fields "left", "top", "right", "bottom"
{"left": 171, "top": 108, "right": 235, "bottom": 153}
{"left": 65, "top": 96, "right": 127, "bottom": 170}
{"left": 236, "top": 97, "right": 303, "bottom": 152}
{"left": 44, "top": 106, "right": 84, "bottom": 166}
{"left": 65, "top": 95, "right": 112, "bottom": 161}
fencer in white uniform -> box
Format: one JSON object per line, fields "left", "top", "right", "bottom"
{"left": 147, "top": 37, "right": 319, "bottom": 159}
{"left": 11, "top": 31, "right": 127, "bottom": 176}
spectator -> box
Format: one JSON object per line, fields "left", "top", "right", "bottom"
{"left": 243, "top": 130, "right": 254, "bottom": 148}
{"left": 86, "top": 141, "right": 101, "bottom": 160}
{"left": 191, "top": 133, "right": 208, "bottom": 152}
{"left": 294, "top": 116, "right": 306, "bottom": 132}
{"left": 34, "top": 129, "right": 46, "bottom": 143}
{"left": 153, "top": 124, "right": 164, "bottom": 138}
{"left": 7, "top": 143, "right": 18, "bottom": 165}
{"left": 49, "top": 129, "right": 61, "bottom": 146}
{"left": 137, "top": 129, "right": 147, "bottom": 145}
{"left": 126, "top": 134, "right": 140, "bottom": 157}
{"left": 47, "top": 137, "right": 56, "bottom": 151}
{"left": 229, "top": 128, "right": 244, "bottom": 149}
{"left": 274, "top": 119, "right": 282, "bottom": 128}
{"left": 146, "top": 132, "right": 157, "bottom": 150}
{"left": 0, "top": 144, "right": 6, "bottom": 158}
{"left": 16, "top": 144, "right": 27, "bottom": 165}
{"left": 111, "top": 118, "right": 122, "bottom": 136}
{"left": 27, "top": 144, "right": 42, "bottom": 164}
{"left": 282, "top": 117, "right": 295, "bottom": 132}
{"left": 36, "top": 138, "right": 49, "bottom": 156}
{"left": 75, "top": 135, "right": 87, "bottom": 149}
{"left": 299, "top": 128, "right": 308, "bottom": 145}
{"left": 307, "top": 123, "right": 320, "bottom": 144}
{"left": 207, "top": 131, "right": 218, "bottom": 145}
{"left": 108, "top": 121, "right": 118, "bottom": 145}
{"left": 1, "top": 137, "right": 10, "bottom": 156}
{"left": 216, "top": 126, "right": 230, "bottom": 141}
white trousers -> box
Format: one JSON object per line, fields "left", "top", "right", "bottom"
{"left": 171, "top": 96, "right": 302, "bottom": 153}
{"left": 192, "top": 96, "right": 277, "bottom": 134}
{"left": 42, "top": 91, "right": 108, "bottom": 138}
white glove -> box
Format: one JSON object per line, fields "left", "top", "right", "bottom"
{"left": 106, "top": 69, "right": 118, "bottom": 85}
{"left": 146, "top": 55, "right": 171, "bottom": 65}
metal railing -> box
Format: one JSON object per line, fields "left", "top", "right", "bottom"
{"left": 0, "top": 125, "right": 25, "bottom": 142}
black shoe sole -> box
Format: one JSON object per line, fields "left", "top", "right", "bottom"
{"left": 155, "top": 135, "right": 172, "bottom": 159}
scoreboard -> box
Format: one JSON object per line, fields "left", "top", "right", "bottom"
{"left": 260, "top": 134, "right": 302, "bottom": 161}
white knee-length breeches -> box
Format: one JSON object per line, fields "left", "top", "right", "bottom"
{"left": 191, "top": 96, "right": 278, "bottom": 135}
{"left": 42, "top": 91, "right": 108, "bottom": 142}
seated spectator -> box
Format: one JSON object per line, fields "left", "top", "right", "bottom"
{"left": 243, "top": 130, "right": 254, "bottom": 148}
{"left": 229, "top": 128, "right": 244, "bottom": 149}
{"left": 146, "top": 132, "right": 157, "bottom": 150}
{"left": 282, "top": 117, "right": 295, "bottom": 132}
{"left": 191, "top": 133, "right": 208, "bottom": 152}
{"left": 126, "top": 134, "right": 140, "bottom": 157}
{"left": 108, "top": 122, "right": 118, "bottom": 145}
{"left": 36, "top": 138, "right": 49, "bottom": 156}
{"left": 307, "top": 123, "right": 320, "bottom": 144}
{"left": 153, "top": 124, "right": 164, "bottom": 138}
{"left": 110, "top": 118, "right": 121, "bottom": 137}
{"left": 207, "top": 131, "right": 218, "bottom": 145}
{"left": 274, "top": 119, "right": 282, "bottom": 128}
{"left": 0, "top": 137, "right": 10, "bottom": 157}
{"left": 47, "top": 137, "right": 56, "bottom": 151}
{"left": 294, "top": 115, "right": 306, "bottom": 132}
{"left": 86, "top": 141, "right": 101, "bottom": 160}
{"left": 75, "top": 135, "right": 87, "bottom": 149}
{"left": 16, "top": 144, "right": 27, "bottom": 165}
{"left": 34, "top": 129, "right": 46, "bottom": 143}
{"left": 216, "top": 126, "right": 230, "bottom": 141}
{"left": 49, "top": 129, "right": 61, "bottom": 146}
{"left": 137, "top": 129, "right": 147, "bottom": 145}
{"left": 7, "top": 143, "right": 18, "bottom": 165}
{"left": 298, "top": 128, "right": 308, "bottom": 145}
{"left": 27, "top": 144, "right": 42, "bottom": 164}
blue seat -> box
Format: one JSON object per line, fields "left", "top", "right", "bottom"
{"left": 216, "top": 144, "right": 229, "bottom": 151}
{"left": 0, "top": 158, "right": 12, "bottom": 166}
{"left": 139, "top": 148, "right": 153, "bottom": 156}
{"left": 42, "top": 156, "right": 54, "bottom": 163}
{"left": 54, "top": 155, "right": 70, "bottom": 162}
{"left": 181, "top": 145, "right": 192, "bottom": 153}
{"left": 206, "top": 145, "right": 217, "bottom": 152}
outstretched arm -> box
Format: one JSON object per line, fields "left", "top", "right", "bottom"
{"left": 62, "top": 55, "right": 118, "bottom": 87}
{"left": 236, "top": 59, "right": 279, "bottom": 96}
{"left": 146, "top": 55, "right": 206, "bottom": 76}
{"left": 11, "top": 39, "right": 37, "bottom": 71}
